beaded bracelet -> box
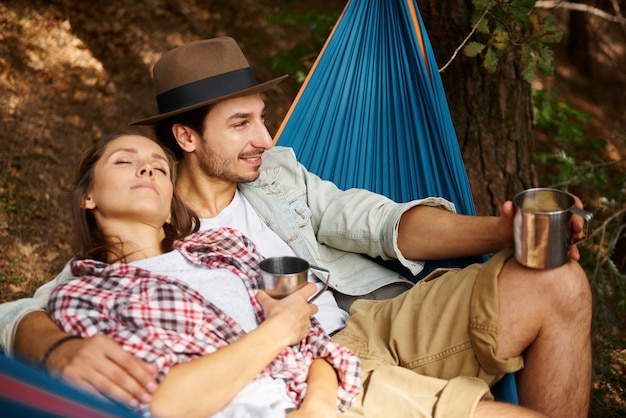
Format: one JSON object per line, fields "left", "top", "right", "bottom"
{"left": 41, "top": 335, "right": 83, "bottom": 368}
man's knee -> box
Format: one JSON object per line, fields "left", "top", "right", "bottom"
{"left": 500, "top": 257, "right": 591, "bottom": 324}
{"left": 539, "top": 260, "right": 591, "bottom": 321}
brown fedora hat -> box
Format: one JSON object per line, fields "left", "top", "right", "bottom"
{"left": 131, "top": 37, "right": 287, "bottom": 125}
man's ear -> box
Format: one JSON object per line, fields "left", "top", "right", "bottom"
{"left": 172, "top": 124, "right": 197, "bottom": 153}
{"left": 82, "top": 193, "right": 96, "bottom": 210}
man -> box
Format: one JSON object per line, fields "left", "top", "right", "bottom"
{"left": 1, "top": 38, "right": 591, "bottom": 417}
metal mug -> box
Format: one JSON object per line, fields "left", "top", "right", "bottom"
{"left": 513, "top": 188, "right": 593, "bottom": 269}
{"left": 258, "top": 256, "right": 330, "bottom": 302}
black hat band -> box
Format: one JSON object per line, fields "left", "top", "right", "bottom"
{"left": 156, "top": 68, "right": 257, "bottom": 114}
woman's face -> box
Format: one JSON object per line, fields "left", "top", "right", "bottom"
{"left": 83, "top": 134, "right": 174, "bottom": 230}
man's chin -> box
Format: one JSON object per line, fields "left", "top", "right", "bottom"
{"left": 239, "top": 173, "right": 261, "bottom": 183}
{"left": 230, "top": 169, "right": 260, "bottom": 184}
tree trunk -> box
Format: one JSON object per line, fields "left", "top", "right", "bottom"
{"left": 419, "top": 1, "right": 537, "bottom": 215}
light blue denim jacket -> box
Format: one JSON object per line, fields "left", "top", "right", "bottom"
{"left": 239, "top": 147, "right": 456, "bottom": 294}
{"left": 0, "top": 146, "right": 455, "bottom": 355}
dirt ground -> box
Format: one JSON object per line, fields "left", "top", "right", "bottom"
{"left": 0, "top": 0, "right": 331, "bottom": 299}
{"left": 1, "top": 0, "right": 625, "bottom": 415}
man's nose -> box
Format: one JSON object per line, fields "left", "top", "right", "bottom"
{"left": 252, "top": 124, "right": 274, "bottom": 149}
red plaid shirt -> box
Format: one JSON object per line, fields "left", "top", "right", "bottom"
{"left": 49, "top": 228, "right": 361, "bottom": 412}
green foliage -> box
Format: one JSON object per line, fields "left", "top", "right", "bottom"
{"left": 267, "top": 10, "right": 340, "bottom": 83}
{"left": 0, "top": 173, "right": 38, "bottom": 228}
{"left": 0, "top": 253, "right": 24, "bottom": 284}
{"left": 534, "top": 88, "right": 589, "bottom": 145}
{"left": 533, "top": 88, "right": 626, "bottom": 414}
{"left": 464, "top": 0, "right": 563, "bottom": 82}
{"left": 464, "top": 41, "right": 486, "bottom": 57}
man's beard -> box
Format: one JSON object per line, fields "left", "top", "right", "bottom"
{"left": 197, "top": 140, "right": 261, "bottom": 183}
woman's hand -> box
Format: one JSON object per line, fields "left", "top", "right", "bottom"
{"left": 152, "top": 284, "right": 319, "bottom": 418}
{"left": 256, "top": 283, "right": 319, "bottom": 346}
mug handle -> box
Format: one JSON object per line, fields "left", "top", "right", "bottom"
{"left": 308, "top": 265, "right": 330, "bottom": 303}
{"left": 569, "top": 207, "right": 594, "bottom": 244}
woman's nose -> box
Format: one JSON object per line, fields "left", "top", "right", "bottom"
{"left": 138, "top": 165, "right": 153, "bottom": 177}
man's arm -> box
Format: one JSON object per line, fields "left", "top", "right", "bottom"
{"left": 14, "top": 310, "right": 70, "bottom": 363}
{"left": 5, "top": 261, "right": 158, "bottom": 406}
{"left": 15, "top": 310, "right": 158, "bottom": 407}
{"left": 397, "top": 204, "right": 511, "bottom": 260}
{"left": 397, "top": 199, "right": 585, "bottom": 261}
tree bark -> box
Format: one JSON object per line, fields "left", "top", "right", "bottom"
{"left": 419, "top": 0, "right": 537, "bottom": 215}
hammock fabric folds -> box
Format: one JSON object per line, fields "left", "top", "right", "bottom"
{"left": 0, "top": 355, "right": 140, "bottom": 417}
{"left": 275, "top": 0, "right": 519, "bottom": 405}
{"left": 275, "top": 0, "right": 475, "bottom": 215}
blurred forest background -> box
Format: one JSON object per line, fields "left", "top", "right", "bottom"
{"left": 0, "top": 0, "right": 624, "bottom": 416}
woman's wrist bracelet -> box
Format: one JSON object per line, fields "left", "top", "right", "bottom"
{"left": 41, "top": 335, "right": 83, "bottom": 368}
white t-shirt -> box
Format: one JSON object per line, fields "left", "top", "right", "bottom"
{"left": 131, "top": 251, "right": 295, "bottom": 417}
{"left": 132, "top": 251, "right": 258, "bottom": 332}
{"left": 200, "top": 190, "right": 349, "bottom": 334}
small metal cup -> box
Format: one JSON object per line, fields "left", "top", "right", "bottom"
{"left": 258, "top": 256, "right": 330, "bottom": 302}
{"left": 513, "top": 188, "right": 593, "bottom": 269}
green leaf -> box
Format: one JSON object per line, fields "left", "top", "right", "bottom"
{"left": 521, "top": 58, "right": 537, "bottom": 83}
{"left": 483, "top": 47, "right": 498, "bottom": 73}
{"left": 492, "top": 28, "right": 510, "bottom": 50}
{"left": 538, "top": 46, "right": 555, "bottom": 75}
{"left": 510, "top": 0, "right": 535, "bottom": 21}
{"left": 475, "top": 18, "right": 490, "bottom": 35}
{"left": 464, "top": 41, "right": 486, "bottom": 57}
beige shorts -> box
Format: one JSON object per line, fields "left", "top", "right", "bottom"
{"left": 333, "top": 249, "right": 523, "bottom": 418}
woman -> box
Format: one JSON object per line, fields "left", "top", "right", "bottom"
{"left": 48, "top": 132, "right": 361, "bottom": 418}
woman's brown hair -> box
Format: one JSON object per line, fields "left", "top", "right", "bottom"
{"left": 72, "top": 131, "right": 199, "bottom": 262}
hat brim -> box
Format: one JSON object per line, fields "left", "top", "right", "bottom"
{"left": 130, "top": 75, "right": 288, "bottom": 126}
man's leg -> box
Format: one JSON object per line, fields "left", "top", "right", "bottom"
{"left": 496, "top": 258, "right": 592, "bottom": 417}
{"left": 474, "top": 401, "right": 547, "bottom": 417}
{"left": 334, "top": 251, "right": 529, "bottom": 418}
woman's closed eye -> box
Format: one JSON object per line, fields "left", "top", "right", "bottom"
{"left": 154, "top": 165, "right": 168, "bottom": 175}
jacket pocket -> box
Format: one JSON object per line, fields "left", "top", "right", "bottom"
{"left": 286, "top": 189, "right": 312, "bottom": 227}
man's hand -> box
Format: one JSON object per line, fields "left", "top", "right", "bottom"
{"left": 567, "top": 194, "right": 586, "bottom": 261}
{"left": 48, "top": 334, "right": 158, "bottom": 407}
{"left": 499, "top": 201, "right": 516, "bottom": 248}
{"left": 506, "top": 194, "right": 586, "bottom": 261}
{"left": 15, "top": 311, "right": 158, "bottom": 407}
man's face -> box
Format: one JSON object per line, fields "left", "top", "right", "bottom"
{"left": 196, "top": 94, "right": 273, "bottom": 183}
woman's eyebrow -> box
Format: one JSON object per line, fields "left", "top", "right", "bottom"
{"left": 151, "top": 152, "right": 168, "bottom": 163}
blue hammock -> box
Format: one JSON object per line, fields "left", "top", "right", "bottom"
{"left": 275, "top": 0, "right": 484, "bottom": 277}
{"left": 275, "top": 0, "right": 518, "bottom": 405}
{"left": 0, "top": 355, "right": 140, "bottom": 417}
